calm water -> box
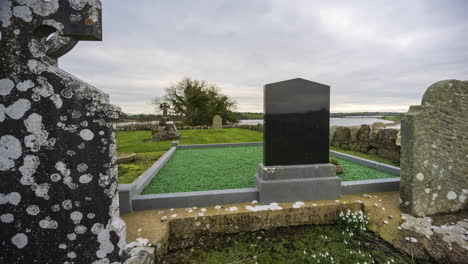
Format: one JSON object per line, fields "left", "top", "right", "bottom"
{"left": 116, "top": 117, "right": 398, "bottom": 128}
{"left": 239, "top": 117, "right": 396, "bottom": 127}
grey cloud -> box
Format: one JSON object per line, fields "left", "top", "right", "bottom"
{"left": 60, "top": 0, "right": 468, "bottom": 114}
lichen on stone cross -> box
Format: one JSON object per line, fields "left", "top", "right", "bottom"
{"left": 0, "top": 1, "right": 126, "bottom": 263}
{"left": 400, "top": 80, "right": 468, "bottom": 216}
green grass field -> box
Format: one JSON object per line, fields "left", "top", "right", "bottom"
{"left": 117, "top": 128, "right": 263, "bottom": 154}
{"left": 142, "top": 146, "right": 397, "bottom": 194}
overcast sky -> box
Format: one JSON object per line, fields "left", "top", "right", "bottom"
{"left": 61, "top": 0, "right": 468, "bottom": 114}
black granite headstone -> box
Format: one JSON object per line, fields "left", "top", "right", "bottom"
{"left": 264, "top": 78, "right": 330, "bottom": 166}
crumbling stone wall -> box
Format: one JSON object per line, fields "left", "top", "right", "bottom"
{"left": 0, "top": 1, "right": 126, "bottom": 263}
{"left": 400, "top": 80, "right": 468, "bottom": 216}
{"left": 330, "top": 123, "right": 400, "bottom": 162}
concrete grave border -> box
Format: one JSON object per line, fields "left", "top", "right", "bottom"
{"left": 119, "top": 142, "right": 400, "bottom": 214}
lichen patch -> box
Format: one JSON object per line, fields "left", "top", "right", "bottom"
{"left": 0, "top": 135, "right": 22, "bottom": 171}
{"left": 5, "top": 99, "right": 31, "bottom": 120}
{"left": 13, "top": 5, "right": 32, "bottom": 22}
{"left": 0, "top": 0, "right": 13, "bottom": 28}
{"left": 16, "top": 0, "right": 59, "bottom": 17}
{"left": 0, "top": 78, "right": 15, "bottom": 96}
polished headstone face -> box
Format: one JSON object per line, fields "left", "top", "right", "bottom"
{"left": 264, "top": 78, "right": 330, "bottom": 166}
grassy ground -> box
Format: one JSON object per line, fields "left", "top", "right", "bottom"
{"left": 117, "top": 129, "right": 263, "bottom": 154}
{"left": 161, "top": 224, "right": 433, "bottom": 264}
{"left": 330, "top": 146, "right": 400, "bottom": 167}
{"left": 142, "top": 146, "right": 397, "bottom": 194}
{"left": 117, "top": 129, "right": 263, "bottom": 183}
{"left": 382, "top": 115, "right": 403, "bottom": 121}
{"left": 239, "top": 112, "right": 264, "bottom": 119}
{"left": 118, "top": 152, "right": 166, "bottom": 184}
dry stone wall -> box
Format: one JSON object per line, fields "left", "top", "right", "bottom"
{"left": 115, "top": 122, "right": 157, "bottom": 132}
{"left": 330, "top": 123, "right": 400, "bottom": 162}
{"left": 400, "top": 80, "right": 468, "bottom": 216}
{"left": 0, "top": 1, "right": 125, "bottom": 263}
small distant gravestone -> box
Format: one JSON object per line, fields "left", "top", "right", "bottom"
{"left": 400, "top": 80, "right": 468, "bottom": 216}
{"left": 255, "top": 78, "right": 340, "bottom": 203}
{"left": 212, "top": 115, "right": 223, "bottom": 129}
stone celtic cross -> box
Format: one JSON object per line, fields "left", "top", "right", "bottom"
{"left": 160, "top": 102, "right": 170, "bottom": 117}
{"left": 0, "top": 1, "right": 125, "bottom": 263}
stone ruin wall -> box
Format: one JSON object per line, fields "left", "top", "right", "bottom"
{"left": 400, "top": 80, "right": 468, "bottom": 216}
{"left": 115, "top": 122, "right": 158, "bottom": 132}
{"left": 330, "top": 123, "right": 401, "bottom": 162}
{"left": 1, "top": 1, "right": 126, "bottom": 263}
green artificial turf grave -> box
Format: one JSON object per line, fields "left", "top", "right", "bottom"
{"left": 142, "top": 146, "right": 262, "bottom": 194}
{"left": 142, "top": 146, "right": 397, "bottom": 194}
{"left": 334, "top": 156, "right": 398, "bottom": 182}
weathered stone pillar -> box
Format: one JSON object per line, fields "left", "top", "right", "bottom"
{"left": 0, "top": 1, "right": 126, "bottom": 263}
{"left": 400, "top": 80, "right": 468, "bottom": 216}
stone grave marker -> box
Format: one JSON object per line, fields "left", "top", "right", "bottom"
{"left": 400, "top": 80, "right": 468, "bottom": 216}
{"left": 0, "top": 1, "right": 126, "bottom": 263}
{"left": 255, "top": 78, "right": 341, "bottom": 203}
{"left": 160, "top": 102, "right": 170, "bottom": 117}
{"left": 212, "top": 115, "right": 223, "bottom": 129}
{"left": 263, "top": 78, "right": 330, "bottom": 165}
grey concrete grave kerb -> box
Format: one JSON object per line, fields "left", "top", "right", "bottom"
{"left": 119, "top": 141, "right": 401, "bottom": 213}
{"left": 342, "top": 178, "right": 400, "bottom": 195}
{"left": 132, "top": 188, "right": 259, "bottom": 212}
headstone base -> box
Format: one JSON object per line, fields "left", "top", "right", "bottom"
{"left": 254, "top": 164, "right": 341, "bottom": 204}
